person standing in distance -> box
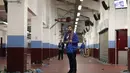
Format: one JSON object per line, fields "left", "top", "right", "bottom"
{"left": 80, "top": 42, "right": 85, "bottom": 56}
{"left": 64, "top": 25, "right": 79, "bottom": 73}
{"left": 58, "top": 40, "right": 64, "bottom": 60}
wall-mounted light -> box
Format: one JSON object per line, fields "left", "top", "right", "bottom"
{"left": 77, "top": 12, "right": 80, "bottom": 17}
{"left": 76, "top": 18, "right": 79, "bottom": 21}
{"left": 78, "top": 5, "right": 82, "bottom": 10}
{"left": 75, "top": 22, "right": 78, "bottom": 24}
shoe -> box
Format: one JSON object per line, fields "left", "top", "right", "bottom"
{"left": 68, "top": 70, "right": 72, "bottom": 73}
{"left": 72, "top": 71, "right": 76, "bottom": 73}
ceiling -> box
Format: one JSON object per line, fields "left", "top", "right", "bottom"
{"left": 0, "top": 0, "right": 33, "bottom": 24}
{"left": 0, "top": 0, "right": 99, "bottom": 42}
{"left": 56, "top": 0, "right": 99, "bottom": 31}
{"left": 0, "top": 0, "right": 99, "bottom": 26}
{"left": 56, "top": 0, "right": 99, "bottom": 42}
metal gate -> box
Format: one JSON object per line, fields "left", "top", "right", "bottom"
{"left": 99, "top": 29, "right": 108, "bottom": 63}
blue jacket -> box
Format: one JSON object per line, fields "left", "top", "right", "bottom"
{"left": 64, "top": 32, "right": 79, "bottom": 53}
{"left": 80, "top": 43, "right": 85, "bottom": 49}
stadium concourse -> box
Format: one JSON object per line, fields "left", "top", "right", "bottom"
{"left": 0, "top": 0, "right": 130, "bottom": 73}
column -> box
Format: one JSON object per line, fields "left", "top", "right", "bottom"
{"left": 43, "top": 29, "right": 49, "bottom": 59}
{"left": 3, "top": 30, "right": 7, "bottom": 48}
{"left": 30, "top": 0, "right": 43, "bottom": 64}
{"left": 93, "top": 21, "right": 99, "bottom": 58}
{"left": 0, "top": 30, "right": 7, "bottom": 57}
{"left": 48, "top": 0, "right": 55, "bottom": 58}
{"left": 7, "top": 0, "right": 28, "bottom": 72}
{"left": 42, "top": 0, "right": 50, "bottom": 60}
{"left": 2, "top": 30, "right": 7, "bottom": 57}
{"left": 108, "top": 0, "right": 116, "bottom": 64}
{"left": 127, "top": 0, "right": 130, "bottom": 71}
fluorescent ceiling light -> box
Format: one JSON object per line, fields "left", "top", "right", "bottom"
{"left": 76, "top": 18, "right": 79, "bottom": 21}
{"left": 77, "top": 12, "right": 80, "bottom": 16}
{"left": 74, "top": 27, "right": 77, "bottom": 30}
{"left": 3, "top": 22, "right": 8, "bottom": 25}
{"left": 74, "top": 28, "right": 77, "bottom": 33}
{"left": 74, "top": 30, "right": 76, "bottom": 33}
{"left": 75, "top": 22, "right": 78, "bottom": 24}
{"left": 75, "top": 25, "right": 77, "bottom": 28}
{"left": 78, "top": 5, "right": 82, "bottom": 10}
{"left": 0, "top": 21, "right": 8, "bottom": 25}
{"left": 80, "top": 0, "right": 83, "bottom": 1}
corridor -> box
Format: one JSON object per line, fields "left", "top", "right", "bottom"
{"left": 0, "top": 0, "right": 130, "bottom": 73}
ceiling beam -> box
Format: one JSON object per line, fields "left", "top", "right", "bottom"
{"left": 57, "top": 7, "right": 74, "bottom": 16}
{"left": 57, "top": 7, "right": 89, "bottom": 19}
{"left": 59, "top": 0, "right": 98, "bottom": 11}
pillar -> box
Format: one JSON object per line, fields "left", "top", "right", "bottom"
{"left": 0, "top": 30, "right": 7, "bottom": 57}
{"left": 108, "top": 0, "right": 116, "bottom": 64}
{"left": 7, "top": 0, "right": 28, "bottom": 72}
{"left": 93, "top": 21, "right": 99, "bottom": 58}
{"left": 2, "top": 30, "right": 7, "bottom": 57}
{"left": 30, "top": 0, "right": 43, "bottom": 64}
{"left": 43, "top": 29, "right": 49, "bottom": 60}
{"left": 127, "top": 0, "right": 130, "bottom": 71}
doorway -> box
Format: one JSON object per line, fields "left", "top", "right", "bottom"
{"left": 116, "top": 29, "right": 128, "bottom": 65}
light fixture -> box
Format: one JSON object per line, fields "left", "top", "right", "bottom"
{"left": 75, "top": 22, "right": 78, "bottom": 24}
{"left": 74, "top": 30, "right": 76, "bottom": 33}
{"left": 75, "top": 25, "right": 77, "bottom": 28}
{"left": 74, "top": 27, "right": 77, "bottom": 30}
{"left": 76, "top": 18, "right": 79, "bottom": 21}
{"left": 3, "top": 22, "right": 8, "bottom": 25}
{"left": 78, "top": 5, "right": 82, "bottom": 10}
{"left": 80, "top": 0, "right": 83, "bottom": 1}
{"left": 0, "top": 21, "right": 8, "bottom": 25}
{"left": 74, "top": 28, "right": 77, "bottom": 33}
{"left": 77, "top": 12, "right": 80, "bottom": 16}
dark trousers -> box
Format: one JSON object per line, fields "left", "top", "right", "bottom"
{"left": 67, "top": 51, "right": 77, "bottom": 72}
{"left": 58, "top": 50, "right": 63, "bottom": 60}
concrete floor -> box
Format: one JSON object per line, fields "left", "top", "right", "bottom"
{"left": 0, "top": 54, "right": 127, "bottom": 73}
{"left": 39, "top": 55, "right": 127, "bottom": 73}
